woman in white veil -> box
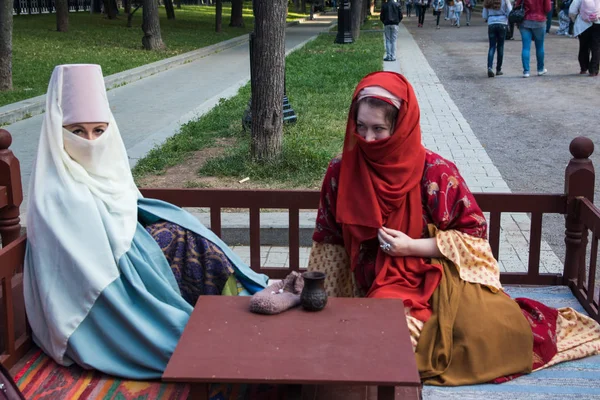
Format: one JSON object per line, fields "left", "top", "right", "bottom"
{"left": 24, "top": 64, "right": 268, "bottom": 380}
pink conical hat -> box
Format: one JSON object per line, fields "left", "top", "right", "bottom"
{"left": 60, "top": 64, "right": 111, "bottom": 126}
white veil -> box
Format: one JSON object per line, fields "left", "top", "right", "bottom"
{"left": 24, "top": 64, "right": 140, "bottom": 363}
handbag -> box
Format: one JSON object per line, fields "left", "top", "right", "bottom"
{"left": 508, "top": 2, "right": 525, "bottom": 24}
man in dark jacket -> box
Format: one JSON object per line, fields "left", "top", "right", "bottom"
{"left": 380, "top": 0, "right": 403, "bottom": 61}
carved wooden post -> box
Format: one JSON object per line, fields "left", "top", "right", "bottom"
{"left": 564, "top": 136, "right": 595, "bottom": 284}
{"left": 0, "top": 130, "right": 23, "bottom": 246}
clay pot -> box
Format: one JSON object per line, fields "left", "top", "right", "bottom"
{"left": 300, "top": 271, "right": 328, "bottom": 311}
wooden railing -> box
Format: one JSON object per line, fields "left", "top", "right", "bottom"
{"left": 0, "top": 236, "right": 28, "bottom": 368}
{"left": 0, "top": 130, "right": 598, "bottom": 368}
{"left": 0, "top": 129, "right": 28, "bottom": 369}
{"left": 568, "top": 197, "right": 600, "bottom": 322}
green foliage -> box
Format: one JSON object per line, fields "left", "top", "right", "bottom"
{"left": 133, "top": 32, "right": 383, "bottom": 188}
{"left": 2, "top": 4, "right": 307, "bottom": 107}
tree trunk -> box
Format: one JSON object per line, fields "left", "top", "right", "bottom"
{"left": 250, "top": 0, "right": 286, "bottom": 161}
{"left": 164, "top": 0, "right": 175, "bottom": 19}
{"left": 350, "top": 0, "right": 362, "bottom": 40}
{"left": 215, "top": 0, "right": 222, "bottom": 32}
{"left": 301, "top": 0, "right": 306, "bottom": 13}
{"left": 91, "top": 0, "right": 102, "bottom": 13}
{"left": 294, "top": 0, "right": 300, "bottom": 12}
{"left": 102, "top": 0, "right": 118, "bottom": 18}
{"left": 55, "top": 0, "right": 69, "bottom": 32}
{"left": 142, "top": 0, "right": 165, "bottom": 50}
{"left": 229, "top": 0, "right": 244, "bottom": 27}
{"left": 176, "top": 0, "right": 181, "bottom": 9}
{"left": 124, "top": 0, "right": 131, "bottom": 14}
{"left": 0, "top": 0, "right": 12, "bottom": 91}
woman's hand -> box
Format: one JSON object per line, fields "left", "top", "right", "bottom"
{"left": 378, "top": 226, "right": 443, "bottom": 258}
{"left": 378, "top": 227, "right": 414, "bottom": 257}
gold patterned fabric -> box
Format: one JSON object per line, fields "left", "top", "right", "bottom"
{"left": 433, "top": 226, "right": 503, "bottom": 293}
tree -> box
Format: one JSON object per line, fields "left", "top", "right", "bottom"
{"left": 164, "top": 0, "right": 176, "bottom": 19}
{"left": 142, "top": 0, "right": 165, "bottom": 50}
{"left": 229, "top": 0, "right": 244, "bottom": 27}
{"left": 215, "top": 0, "right": 223, "bottom": 32}
{"left": 0, "top": 0, "right": 12, "bottom": 91}
{"left": 55, "top": 0, "right": 69, "bottom": 32}
{"left": 351, "top": 0, "right": 362, "bottom": 40}
{"left": 102, "top": 0, "right": 118, "bottom": 19}
{"left": 250, "top": 0, "right": 287, "bottom": 161}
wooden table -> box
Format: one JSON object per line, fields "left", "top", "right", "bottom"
{"left": 163, "top": 296, "right": 421, "bottom": 400}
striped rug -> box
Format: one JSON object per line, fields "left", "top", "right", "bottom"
{"left": 423, "top": 286, "right": 600, "bottom": 400}
{"left": 14, "top": 350, "right": 190, "bottom": 399}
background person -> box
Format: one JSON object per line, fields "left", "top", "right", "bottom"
{"left": 569, "top": 0, "right": 600, "bottom": 75}
{"left": 483, "top": 0, "right": 512, "bottom": 76}
{"left": 380, "top": 0, "right": 403, "bottom": 61}
{"left": 516, "top": 0, "right": 552, "bottom": 77}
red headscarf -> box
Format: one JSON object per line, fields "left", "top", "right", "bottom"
{"left": 336, "top": 71, "right": 442, "bottom": 322}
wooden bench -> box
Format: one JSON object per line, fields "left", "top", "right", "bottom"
{"left": 1, "top": 128, "right": 599, "bottom": 398}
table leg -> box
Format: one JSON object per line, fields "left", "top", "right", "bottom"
{"left": 378, "top": 386, "right": 394, "bottom": 400}
{"left": 188, "top": 383, "right": 209, "bottom": 400}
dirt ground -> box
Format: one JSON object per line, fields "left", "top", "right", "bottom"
{"left": 137, "top": 138, "right": 301, "bottom": 190}
{"left": 402, "top": 12, "right": 600, "bottom": 261}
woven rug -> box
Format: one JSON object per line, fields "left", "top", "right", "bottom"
{"left": 14, "top": 349, "right": 287, "bottom": 399}
{"left": 423, "top": 286, "right": 600, "bottom": 400}
{"left": 15, "top": 350, "right": 190, "bottom": 399}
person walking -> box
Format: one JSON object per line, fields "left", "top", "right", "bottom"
{"left": 483, "top": 0, "right": 512, "bottom": 76}
{"left": 380, "top": 0, "right": 403, "bottom": 61}
{"left": 433, "top": 0, "right": 446, "bottom": 27}
{"left": 455, "top": 0, "right": 464, "bottom": 26}
{"left": 416, "top": 0, "right": 430, "bottom": 26}
{"left": 557, "top": 0, "right": 573, "bottom": 34}
{"left": 407, "top": 0, "right": 414, "bottom": 16}
{"left": 465, "top": 0, "right": 475, "bottom": 24}
{"left": 569, "top": 0, "right": 600, "bottom": 76}
{"left": 516, "top": 0, "right": 552, "bottom": 77}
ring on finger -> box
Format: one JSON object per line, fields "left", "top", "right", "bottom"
{"left": 380, "top": 242, "right": 392, "bottom": 252}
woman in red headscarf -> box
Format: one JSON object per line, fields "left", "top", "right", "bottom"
{"left": 307, "top": 71, "right": 600, "bottom": 387}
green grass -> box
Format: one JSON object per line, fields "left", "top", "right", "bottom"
{"left": 2, "top": 4, "right": 307, "bottom": 107}
{"left": 132, "top": 32, "right": 383, "bottom": 188}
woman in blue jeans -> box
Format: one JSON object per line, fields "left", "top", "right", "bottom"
{"left": 483, "top": 0, "right": 512, "bottom": 77}
{"left": 516, "top": 0, "right": 552, "bottom": 77}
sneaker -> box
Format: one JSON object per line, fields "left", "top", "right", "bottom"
{"left": 466, "top": 22, "right": 470, "bottom": 25}
{"left": 383, "top": 57, "right": 392, "bottom": 61}
{"left": 580, "top": 70, "right": 588, "bottom": 74}
{"left": 523, "top": 72, "right": 530, "bottom": 78}
{"left": 488, "top": 69, "right": 495, "bottom": 78}
{"left": 591, "top": 72, "right": 599, "bottom": 77}
{"left": 390, "top": 58, "right": 397, "bottom": 61}
{"left": 496, "top": 70, "right": 503, "bottom": 76}
{"left": 537, "top": 69, "right": 548, "bottom": 76}
{"left": 436, "top": 25, "right": 440, "bottom": 29}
